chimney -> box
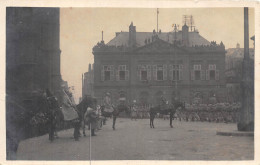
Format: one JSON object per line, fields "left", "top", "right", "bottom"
{"left": 88, "top": 63, "right": 91, "bottom": 72}
{"left": 182, "top": 24, "right": 189, "bottom": 46}
{"left": 129, "top": 22, "right": 136, "bottom": 47}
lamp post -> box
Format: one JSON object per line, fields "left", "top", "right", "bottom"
{"left": 237, "top": 7, "right": 254, "bottom": 131}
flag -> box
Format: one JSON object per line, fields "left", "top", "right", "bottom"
{"left": 61, "top": 90, "right": 79, "bottom": 121}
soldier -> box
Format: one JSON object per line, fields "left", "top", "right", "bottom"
{"left": 103, "top": 92, "right": 113, "bottom": 113}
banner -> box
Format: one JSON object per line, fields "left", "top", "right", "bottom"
{"left": 61, "top": 90, "right": 79, "bottom": 121}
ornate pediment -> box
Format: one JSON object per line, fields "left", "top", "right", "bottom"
{"left": 133, "top": 38, "right": 187, "bottom": 54}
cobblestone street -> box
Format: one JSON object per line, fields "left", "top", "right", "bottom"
{"left": 17, "top": 118, "right": 254, "bottom": 160}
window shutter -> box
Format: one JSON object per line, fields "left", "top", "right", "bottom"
{"left": 125, "top": 70, "right": 129, "bottom": 81}
{"left": 215, "top": 70, "right": 219, "bottom": 80}
{"left": 191, "top": 70, "right": 195, "bottom": 80}
{"left": 206, "top": 70, "right": 209, "bottom": 80}
{"left": 179, "top": 70, "right": 183, "bottom": 80}
{"left": 110, "top": 65, "right": 114, "bottom": 80}
{"left": 153, "top": 65, "right": 157, "bottom": 80}
{"left": 101, "top": 68, "right": 104, "bottom": 81}
{"left": 115, "top": 68, "right": 119, "bottom": 81}
{"left": 163, "top": 64, "right": 167, "bottom": 80}
{"left": 201, "top": 70, "right": 205, "bottom": 80}
{"left": 147, "top": 65, "right": 151, "bottom": 80}
{"left": 180, "top": 64, "right": 184, "bottom": 70}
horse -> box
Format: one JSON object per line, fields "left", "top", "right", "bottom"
{"left": 76, "top": 95, "right": 97, "bottom": 137}
{"left": 149, "top": 101, "right": 185, "bottom": 128}
{"left": 100, "top": 104, "right": 130, "bottom": 130}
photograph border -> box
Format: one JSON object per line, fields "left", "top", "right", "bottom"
{"left": 1, "top": 0, "right": 259, "bottom": 164}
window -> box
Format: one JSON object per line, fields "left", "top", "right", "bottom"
{"left": 116, "top": 65, "right": 129, "bottom": 81}
{"left": 173, "top": 70, "right": 179, "bottom": 81}
{"left": 105, "top": 71, "right": 110, "bottom": 81}
{"left": 138, "top": 65, "right": 151, "bottom": 81}
{"left": 101, "top": 65, "right": 114, "bottom": 81}
{"left": 194, "top": 65, "right": 201, "bottom": 80}
{"left": 210, "top": 70, "right": 215, "bottom": 80}
{"left": 170, "top": 64, "right": 182, "bottom": 81}
{"left": 157, "top": 65, "right": 163, "bottom": 81}
{"left": 119, "top": 71, "right": 125, "bottom": 80}
{"left": 141, "top": 70, "right": 148, "bottom": 81}
{"left": 207, "top": 64, "right": 219, "bottom": 81}
{"left": 195, "top": 70, "right": 201, "bottom": 80}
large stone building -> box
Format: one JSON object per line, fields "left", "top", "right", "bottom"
{"left": 6, "top": 7, "right": 62, "bottom": 103}
{"left": 92, "top": 21, "right": 226, "bottom": 106}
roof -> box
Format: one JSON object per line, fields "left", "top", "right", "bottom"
{"left": 106, "top": 31, "right": 210, "bottom": 47}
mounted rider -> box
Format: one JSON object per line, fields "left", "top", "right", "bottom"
{"left": 103, "top": 92, "right": 113, "bottom": 113}
{"left": 160, "top": 95, "right": 168, "bottom": 110}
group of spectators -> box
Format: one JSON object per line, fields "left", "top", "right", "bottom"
{"left": 176, "top": 102, "right": 241, "bottom": 123}
{"left": 127, "top": 102, "right": 241, "bottom": 123}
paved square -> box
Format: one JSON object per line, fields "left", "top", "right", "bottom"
{"left": 17, "top": 118, "right": 254, "bottom": 160}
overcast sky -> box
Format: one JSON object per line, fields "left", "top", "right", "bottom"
{"left": 60, "top": 8, "right": 255, "bottom": 103}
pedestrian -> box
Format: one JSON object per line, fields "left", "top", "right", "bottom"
{"left": 73, "top": 118, "right": 81, "bottom": 141}
{"left": 87, "top": 107, "right": 98, "bottom": 136}
{"left": 45, "top": 89, "right": 60, "bottom": 142}
{"left": 131, "top": 100, "right": 137, "bottom": 121}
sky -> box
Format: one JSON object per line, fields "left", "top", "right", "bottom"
{"left": 60, "top": 8, "right": 255, "bottom": 103}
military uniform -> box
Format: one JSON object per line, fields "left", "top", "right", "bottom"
{"left": 103, "top": 93, "right": 113, "bottom": 113}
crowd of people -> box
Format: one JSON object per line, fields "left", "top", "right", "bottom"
{"left": 127, "top": 102, "right": 241, "bottom": 123}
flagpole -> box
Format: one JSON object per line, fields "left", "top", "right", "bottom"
{"left": 157, "top": 8, "right": 159, "bottom": 33}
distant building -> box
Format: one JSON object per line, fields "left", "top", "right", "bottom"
{"left": 82, "top": 64, "right": 94, "bottom": 97}
{"left": 6, "top": 7, "right": 63, "bottom": 105}
{"left": 92, "top": 20, "right": 226, "bottom": 105}
{"left": 225, "top": 43, "right": 254, "bottom": 103}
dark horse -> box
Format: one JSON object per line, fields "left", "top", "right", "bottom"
{"left": 75, "top": 95, "right": 97, "bottom": 137}
{"left": 100, "top": 104, "right": 130, "bottom": 130}
{"left": 150, "top": 101, "right": 185, "bottom": 128}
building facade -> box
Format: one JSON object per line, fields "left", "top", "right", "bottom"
{"left": 92, "top": 22, "right": 226, "bottom": 105}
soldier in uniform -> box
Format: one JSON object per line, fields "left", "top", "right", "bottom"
{"left": 103, "top": 92, "right": 113, "bottom": 113}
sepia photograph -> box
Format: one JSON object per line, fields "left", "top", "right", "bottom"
{"left": 4, "top": 3, "right": 257, "bottom": 163}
